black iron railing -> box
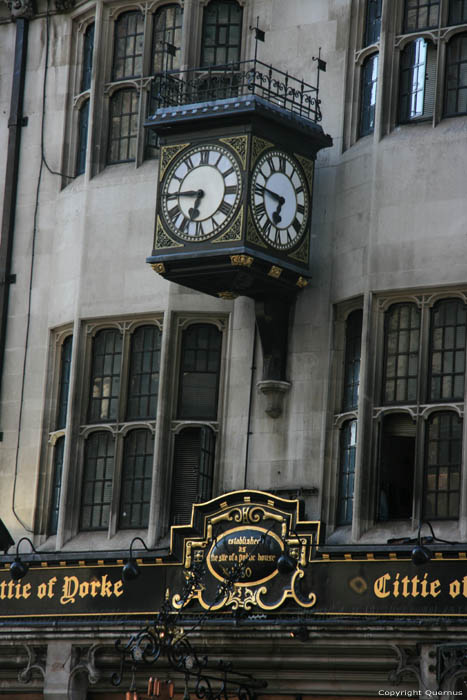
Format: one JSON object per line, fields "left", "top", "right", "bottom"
{"left": 151, "top": 59, "right": 322, "bottom": 123}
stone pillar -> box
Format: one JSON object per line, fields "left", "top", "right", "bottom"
{"left": 43, "top": 642, "right": 88, "bottom": 700}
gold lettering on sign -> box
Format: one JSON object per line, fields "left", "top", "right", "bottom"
{"left": 373, "top": 572, "right": 441, "bottom": 599}
{"left": 60, "top": 575, "right": 123, "bottom": 605}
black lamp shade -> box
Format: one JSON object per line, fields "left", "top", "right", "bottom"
{"left": 411, "top": 544, "right": 432, "bottom": 566}
{"left": 10, "top": 558, "right": 29, "bottom": 581}
{"left": 122, "top": 559, "right": 140, "bottom": 582}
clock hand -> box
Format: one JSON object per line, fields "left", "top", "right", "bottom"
{"left": 163, "top": 189, "right": 205, "bottom": 199}
{"left": 256, "top": 184, "right": 285, "bottom": 205}
{"left": 189, "top": 190, "right": 205, "bottom": 221}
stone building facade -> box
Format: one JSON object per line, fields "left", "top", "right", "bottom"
{"left": 1, "top": 0, "right": 467, "bottom": 697}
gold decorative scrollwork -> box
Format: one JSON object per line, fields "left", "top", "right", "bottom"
{"left": 295, "top": 153, "right": 314, "bottom": 194}
{"left": 213, "top": 209, "right": 243, "bottom": 243}
{"left": 159, "top": 143, "right": 190, "bottom": 181}
{"left": 210, "top": 505, "right": 284, "bottom": 526}
{"left": 151, "top": 263, "right": 166, "bottom": 274}
{"left": 220, "top": 135, "right": 248, "bottom": 170}
{"left": 230, "top": 254, "right": 253, "bottom": 267}
{"left": 289, "top": 237, "right": 309, "bottom": 264}
{"left": 246, "top": 209, "right": 267, "bottom": 248}
{"left": 154, "top": 218, "right": 184, "bottom": 250}
{"left": 251, "top": 136, "right": 273, "bottom": 165}
{"left": 172, "top": 566, "right": 317, "bottom": 612}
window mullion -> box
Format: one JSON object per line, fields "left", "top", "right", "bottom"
{"left": 109, "top": 432, "right": 123, "bottom": 537}
{"left": 459, "top": 315, "right": 467, "bottom": 537}
{"left": 351, "top": 293, "right": 372, "bottom": 540}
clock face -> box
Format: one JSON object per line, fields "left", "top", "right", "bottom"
{"left": 160, "top": 144, "right": 242, "bottom": 241}
{"left": 250, "top": 149, "right": 310, "bottom": 250}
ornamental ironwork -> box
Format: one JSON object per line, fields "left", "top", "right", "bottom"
{"left": 151, "top": 59, "right": 323, "bottom": 123}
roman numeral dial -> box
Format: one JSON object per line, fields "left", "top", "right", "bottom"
{"left": 250, "top": 149, "right": 310, "bottom": 250}
{"left": 160, "top": 144, "right": 242, "bottom": 241}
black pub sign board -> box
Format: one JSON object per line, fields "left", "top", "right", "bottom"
{"left": 2, "top": 490, "right": 467, "bottom": 620}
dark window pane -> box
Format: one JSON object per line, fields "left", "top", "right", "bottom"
{"left": 88, "top": 329, "right": 122, "bottom": 422}
{"left": 444, "top": 33, "right": 467, "bottom": 116}
{"left": 423, "top": 412, "right": 462, "bottom": 519}
{"left": 337, "top": 420, "right": 357, "bottom": 525}
{"left": 119, "top": 429, "right": 154, "bottom": 528}
{"left": 359, "top": 53, "right": 378, "bottom": 137}
{"left": 112, "top": 11, "right": 144, "bottom": 80}
{"left": 76, "top": 99, "right": 90, "bottom": 176}
{"left": 81, "top": 23, "right": 94, "bottom": 92}
{"left": 383, "top": 303, "right": 420, "bottom": 404}
{"left": 57, "top": 335, "right": 73, "bottom": 430}
{"left": 404, "top": 0, "right": 440, "bottom": 31}
{"left": 107, "top": 89, "right": 139, "bottom": 164}
{"left": 429, "top": 299, "right": 466, "bottom": 401}
{"left": 178, "top": 324, "right": 222, "bottom": 420}
{"left": 170, "top": 427, "right": 215, "bottom": 525}
{"left": 365, "top": 0, "right": 382, "bottom": 45}
{"left": 448, "top": 0, "right": 467, "bottom": 24}
{"left": 343, "top": 310, "right": 363, "bottom": 411}
{"left": 200, "top": 0, "right": 243, "bottom": 67}
{"left": 49, "top": 436, "right": 65, "bottom": 536}
{"left": 127, "top": 325, "right": 161, "bottom": 420}
{"left": 378, "top": 413, "right": 416, "bottom": 520}
{"left": 80, "top": 431, "right": 114, "bottom": 531}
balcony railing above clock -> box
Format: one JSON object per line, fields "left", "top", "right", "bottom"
{"left": 150, "top": 59, "right": 323, "bottom": 124}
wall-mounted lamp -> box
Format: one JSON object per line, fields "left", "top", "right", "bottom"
{"left": 122, "top": 537, "right": 150, "bottom": 582}
{"left": 276, "top": 551, "right": 297, "bottom": 575}
{"left": 122, "top": 538, "right": 169, "bottom": 583}
{"left": 411, "top": 521, "right": 454, "bottom": 566}
{"left": 10, "top": 537, "right": 37, "bottom": 581}
{"left": 0, "top": 518, "right": 14, "bottom": 554}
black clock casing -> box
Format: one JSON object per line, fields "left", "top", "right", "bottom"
{"left": 146, "top": 98, "right": 331, "bottom": 302}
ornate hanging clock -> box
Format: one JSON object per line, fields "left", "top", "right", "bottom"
{"left": 146, "top": 91, "right": 331, "bottom": 380}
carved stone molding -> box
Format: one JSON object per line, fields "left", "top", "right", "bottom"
{"left": 18, "top": 645, "right": 46, "bottom": 684}
{"left": 4, "top": 0, "right": 35, "bottom": 19}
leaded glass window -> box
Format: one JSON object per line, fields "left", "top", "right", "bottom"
{"left": 200, "top": 0, "right": 243, "bottom": 67}
{"left": 127, "top": 325, "right": 161, "bottom": 420}
{"left": 336, "top": 421, "right": 357, "bottom": 525}
{"left": 449, "top": 0, "right": 467, "bottom": 24}
{"left": 108, "top": 89, "right": 139, "bottom": 164}
{"left": 170, "top": 426, "right": 216, "bottom": 525}
{"left": 429, "top": 299, "right": 466, "bottom": 401}
{"left": 399, "top": 38, "right": 437, "bottom": 122}
{"left": 383, "top": 303, "right": 420, "bottom": 404}
{"left": 112, "top": 11, "right": 144, "bottom": 81}
{"left": 88, "top": 329, "right": 122, "bottom": 423}
{"left": 359, "top": 53, "right": 378, "bottom": 137}
{"left": 444, "top": 33, "right": 467, "bottom": 116}
{"left": 404, "top": 0, "right": 440, "bottom": 31}
{"left": 365, "top": 0, "right": 382, "bottom": 45}
{"left": 424, "top": 412, "right": 462, "bottom": 519}
{"left": 57, "top": 335, "right": 73, "bottom": 430}
{"left": 119, "top": 429, "right": 154, "bottom": 528}
{"left": 76, "top": 100, "right": 90, "bottom": 176}
{"left": 49, "top": 436, "right": 65, "bottom": 536}
{"left": 80, "top": 431, "right": 115, "bottom": 530}
{"left": 177, "top": 324, "right": 222, "bottom": 420}
{"left": 343, "top": 310, "right": 363, "bottom": 411}
{"left": 81, "top": 23, "right": 94, "bottom": 92}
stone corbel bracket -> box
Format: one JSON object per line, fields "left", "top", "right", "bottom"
{"left": 257, "top": 379, "right": 291, "bottom": 418}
